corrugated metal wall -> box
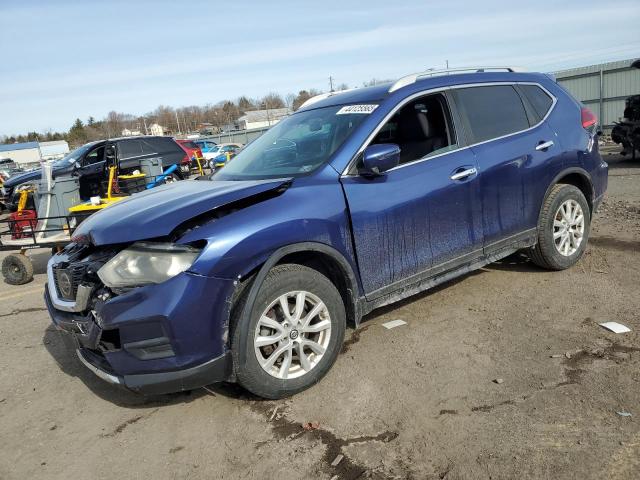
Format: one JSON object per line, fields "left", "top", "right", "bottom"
{"left": 198, "top": 126, "right": 270, "bottom": 145}
{"left": 554, "top": 59, "right": 640, "bottom": 129}
{"left": 0, "top": 147, "right": 41, "bottom": 165}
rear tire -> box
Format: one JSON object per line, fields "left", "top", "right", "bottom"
{"left": 530, "top": 184, "right": 590, "bottom": 270}
{"left": 232, "top": 264, "right": 346, "bottom": 399}
{"left": 2, "top": 254, "right": 34, "bottom": 285}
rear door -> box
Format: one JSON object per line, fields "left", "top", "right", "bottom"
{"left": 146, "top": 137, "right": 187, "bottom": 168}
{"left": 452, "top": 84, "right": 560, "bottom": 251}
{"left": 116, "top": 139, "right": 144, "bottom": 170}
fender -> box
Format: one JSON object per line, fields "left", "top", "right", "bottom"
{"left": 237, "top": 241, "right": 363, "bottom": 334}
{"left": 538, "top": 166, "right": 594, "bottom": 219}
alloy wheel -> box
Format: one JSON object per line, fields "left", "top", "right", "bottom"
{"left": 254, "top": 290, "right": 332, "bottom": 379}
{"left": 553, "top": 199, "right": 585, "bottom": 256}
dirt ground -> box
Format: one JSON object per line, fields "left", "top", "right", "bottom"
{"left": 1, "top": 147, "right": 638, "bottom": 480}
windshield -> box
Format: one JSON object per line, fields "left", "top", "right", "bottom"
{"left": 52, "top": 143, "right": 95, "bottom": 168}
{"left": 213, "top": 105, "right": 372, "bottom": 180}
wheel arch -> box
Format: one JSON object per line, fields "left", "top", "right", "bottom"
{"left": 235, "top": 242, "right": 363, "bottom": 330}
{"left": 543, "top": 168, "right": 594, "bottom": 215}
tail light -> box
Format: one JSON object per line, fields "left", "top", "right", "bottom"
{"left": 581, "top": 107, "right": 597, "bottom": 129}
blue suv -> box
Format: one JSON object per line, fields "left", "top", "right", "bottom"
{"left": 45, "top": 67, "right": 607, "bottom": 399}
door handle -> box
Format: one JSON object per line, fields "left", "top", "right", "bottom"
{"left": 535, "top": 140, "right": 554, "bottom": 151}
{"left": 450, "top": 167, "right": 477, "bottom": 181}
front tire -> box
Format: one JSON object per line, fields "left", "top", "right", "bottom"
{"left": 530, "top": 184, "right": 591, "bottom": 270}
{"left": 232, "top": 264, "right": 346, "bottom": 399}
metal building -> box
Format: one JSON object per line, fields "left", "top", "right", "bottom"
{"left": 0, "top": 140, "right": 69, "bottom": 168}
{"left": 0, "top": 141, "right": 41, "bottom": 166}
{"left": 554, "top": 58, "right": 640, "bottom": 131}
{"left": 40, "top": 140, "right": 70, "bottom": 160}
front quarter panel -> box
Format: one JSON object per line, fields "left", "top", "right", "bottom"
{"left": 179, "top": 173, "right": 359, "bottom": 287}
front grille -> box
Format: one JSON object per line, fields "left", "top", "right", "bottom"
{"left": 53, "top": 264, "right": 86, "bottom": 300}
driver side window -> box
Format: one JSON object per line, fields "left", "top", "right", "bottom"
{"left": 82, "top": 146, "right": 105, "bottom": 166}
{"left": 371, "top": 92, "right": 457, "bottom": 165}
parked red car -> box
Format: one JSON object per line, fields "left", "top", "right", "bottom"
{"left": 176, "top": 140, "right": 204, "bottom": 173}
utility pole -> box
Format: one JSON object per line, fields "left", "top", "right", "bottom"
{"left": 329, "top": 76, "right": 334, "bottom": 92}
{"left": 175, "top": 111, "right": 181, "bottom": 135}
{"left": 446, "top": 59, "right": 449, "bottom": 69}
{"left": 264, "top": 101, "right": 271, "bottom": 126}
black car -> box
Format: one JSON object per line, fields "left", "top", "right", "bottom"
{"left": 1, "top": 136, "right": 187, "bottom": 211}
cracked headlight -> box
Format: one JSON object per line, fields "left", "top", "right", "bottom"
{"left": 98, "top": 242, "right": 201, "bottom": 288}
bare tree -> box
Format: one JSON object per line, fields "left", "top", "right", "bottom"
{"left": 261, "top": 92, "right": 285, "bottom": 109}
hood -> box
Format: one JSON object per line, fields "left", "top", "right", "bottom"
{"left": 73, "top": 178, "right": 291, "bottom": 245}
{"left": 4, "top": 163, "right": 72, "bottom": 188}
{"left": 4, "top": 169, "right": 41, "bottom": 188}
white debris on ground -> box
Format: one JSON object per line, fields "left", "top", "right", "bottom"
{"left": 599, "top": 322, "right": 632, "bottom": 334}
{"left": 382, "top": 319, "right": 407, "bottom": 330}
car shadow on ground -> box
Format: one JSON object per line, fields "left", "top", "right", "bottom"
{"left": 40, "top": 253, "right": 548, "bottom": 408}
{"left": 365, "top": 253, "right": 546, "bottom": 322}
{"left": 42, "top": 326, "right": 211, "bottom": 408}
{"left": 485, "top": 252, "right": 546, "bottom": 273}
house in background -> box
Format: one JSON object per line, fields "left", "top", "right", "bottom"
{"left": 235, "top": 108, "right": 290, "bottom": 130}
{"left": 121, "top": 128, "right": 142, "bottom": 136}
{"left": 149, "top": 123, "right": 165, "bottom": 136}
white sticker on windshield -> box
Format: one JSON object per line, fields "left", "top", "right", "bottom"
{"left": 336, "top": 104, "right": 378, "bottom": 115}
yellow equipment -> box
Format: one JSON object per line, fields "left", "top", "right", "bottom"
{"left": 193, "top": 154, "right": 204, "bottom": 176}
{"left": 17, "top": 188, "right": 34, "bottom": 212}
{"left": 68, "top": 166, "right": 130, "bottom": 214}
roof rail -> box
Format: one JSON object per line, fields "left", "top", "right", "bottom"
{"left": 388, "top": 66, "right": 526, "bottom": 92}
{"left": 298, "top": 88, "right": 358, "bottom": 110}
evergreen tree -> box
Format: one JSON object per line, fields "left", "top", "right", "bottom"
{"left": 68, "top": 118, "right": 87, "bottom": 146}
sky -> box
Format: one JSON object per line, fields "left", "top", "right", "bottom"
{"left": 1, "top": 0, "right": 639, "bottom": 136}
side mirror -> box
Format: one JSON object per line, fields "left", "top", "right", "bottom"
{"left": 360, "top": 144, "right": 400, "bottom": 176}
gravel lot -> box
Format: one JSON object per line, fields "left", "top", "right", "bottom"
{"left": 1, "top": 148, "right": 638, "bottom": 480}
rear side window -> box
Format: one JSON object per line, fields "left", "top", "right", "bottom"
{"left": 118, "top": 140, "right": 142, "bottom": 159}
{"left": 455, "top": 85, "right": 530, "bottom": 143}
{"left": 519, "top": 84, "right": 554, "bottom": 121}
{"left": 182, "top": 141, "right": 199, "bottom": 149}
{"left": 140, "top": 140, "right": 157, "bottom": 154}
{"left": 146, "top": 137, "right": 183, "bottom": 154}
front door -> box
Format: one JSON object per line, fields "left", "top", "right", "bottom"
{"left": 340, "top": 92, "right": 483, "bottom": 298}
{"left": 77, "top": 144, "right": 105, "bottom": 199}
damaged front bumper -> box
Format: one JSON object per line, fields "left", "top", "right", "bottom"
{"left": 45, "top": 254, "right": 236, "bottom": 395}
{"left": 74, "top": 346, "right": 232, "bottom": 395}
